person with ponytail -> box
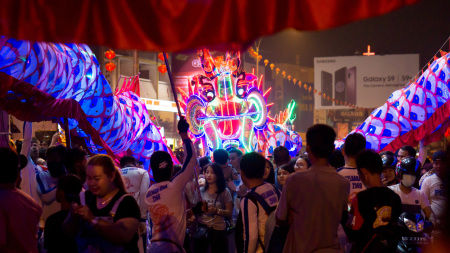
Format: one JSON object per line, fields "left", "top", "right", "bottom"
{"left": 63, "top": 154, "right": 141, "bottom": 253}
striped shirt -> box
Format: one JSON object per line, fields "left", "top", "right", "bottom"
{"left": 240, "top": 183, "right": 279, "bottom": 253}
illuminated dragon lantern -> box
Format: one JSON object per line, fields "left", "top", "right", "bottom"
{"left": 0, "top": 36, "right": 176, "bottom": 173}
{"left": 181, "top": 49, "right": 301, "bottom": 157}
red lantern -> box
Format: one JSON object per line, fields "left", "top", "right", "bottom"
{"left": 105, "top": 62, "right": 116, "bottom": 71}
{"left": 105, "top": 50, "right": 116, "bottom": 59}
{"left": 158, "top": 52, "right": 165, "bottom": 62}
{"left": 158, "top": 64, "right": 167, "bottom": 75}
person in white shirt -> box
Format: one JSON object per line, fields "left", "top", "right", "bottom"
{"left": 420, "top": 151, "right": 446, "bottom": 234}
{"left": 239, "top": 152, "right": 280, "bottom": 253}
{"left": 120, "top": 156, "right": 150, "bottom": 220}
{"left": 338, "top": 133, "right": 367, "bottom": 202}
{"left": 120, "top": 155, "right": 150, "bottom": 251}
{"left": 20, "top": 122, "right": 67, "bottom": 230}
{"left": 419, "top": 151, "right": 445, "bottom": 187}
{"left": 389, "top": 157, "right": 433, "bottom": 221}
{"left": 20, "top": 122, "right": 43, "bottom": 206}
{"left": 145, "top": 117, "right": 197, "bottom": 252}
{"left": 337, "top": 132, "right": 367, "bottom": 253}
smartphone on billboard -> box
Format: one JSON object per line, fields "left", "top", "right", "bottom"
{"left": 321, "top": 71, "right": 332, "bottom": 106}
{"left": 335, "top": 67, "right": 347, "bottom": 105}
{"left": 346, "top": 67, "right": 356, "bottom": 105}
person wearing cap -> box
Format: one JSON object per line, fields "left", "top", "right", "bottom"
{"left": 145, "top": 117, "right": 198, "bottom": 252}
{"left": 388, "top": 157, "right": 433, "bottom": 221}
{"left": 420, "top": 150, "right": 446, "bottom": 236}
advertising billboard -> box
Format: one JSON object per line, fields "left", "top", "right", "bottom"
{"left": 314, "top": 54, "right": 419, "bottom": 109}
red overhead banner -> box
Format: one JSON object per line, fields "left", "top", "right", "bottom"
{"left": 0, "top": 0, "right": 420, "bottom": 52}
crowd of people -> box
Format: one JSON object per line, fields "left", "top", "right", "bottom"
{"left": 1, "top": 118, "right": 449, "bottom": 253}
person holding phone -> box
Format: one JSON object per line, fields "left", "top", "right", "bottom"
{"left": 44, "top": 174, "right": 82, "bottom": 253}
{"left": 63, "top": 155, "right": 141, "bottom": 253}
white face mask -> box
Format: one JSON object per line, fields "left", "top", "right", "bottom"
{"left": 402, "top": 174, "right": 416, "bottom": 188}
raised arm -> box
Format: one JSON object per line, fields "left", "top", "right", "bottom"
{"left": 418, "top": 140, "right": 427, "bottom": 166}
{"left": 49, "top": 132, "right": 60, "bottom": 147}
{"left": 19, "top": 122, "right": 40, "bottom": 204}
{"left": 172, "top": 117, "right": 197, "bottom": 188}
{"left": 20, "top": 122, "right": 32, "bottom": 158}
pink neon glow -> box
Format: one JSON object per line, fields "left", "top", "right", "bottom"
{"left": 258, "top": 75, "right": 263, "bottom": 89}
{"left": 179, "top": 88, "right": 189, "bottom": 98}
{"left": 181, "top": 49, "right": 301, "bottom": 157}
{"left": 188, "top": 79, "right": 193, "bottom": 95}
{"left": 263, "top": 87, "right": 272, "bottom": 97}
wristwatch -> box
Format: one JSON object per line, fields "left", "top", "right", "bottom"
{"left": 91, "top": 217, "right": 99, "bottom": 225}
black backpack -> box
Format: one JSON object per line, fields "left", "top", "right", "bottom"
{"left": 356, "top": 225, "right": 400, "bottom": 253}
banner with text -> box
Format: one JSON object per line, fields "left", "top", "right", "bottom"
{"left": 314, "top": 54, "right": 419, "bottom": 109}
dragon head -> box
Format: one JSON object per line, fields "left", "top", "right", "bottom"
{"left": 181, "top": 49, "right": 272, "bottom": 152}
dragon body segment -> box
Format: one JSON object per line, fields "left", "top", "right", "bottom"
{"left": 337, "top": 52, "right": 450, "bottom": 152}
{"left": 0, "top": 36, "right": 171, "bottom": 169}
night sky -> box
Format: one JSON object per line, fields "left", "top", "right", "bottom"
{"left": 259, "top": 0, "right": 450, "bottom": 68}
